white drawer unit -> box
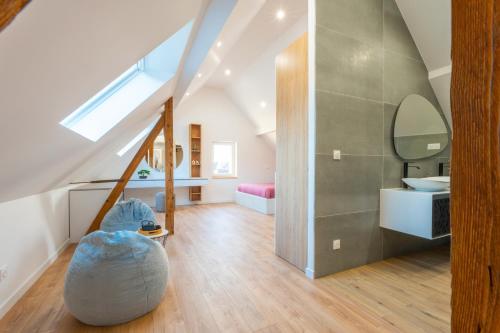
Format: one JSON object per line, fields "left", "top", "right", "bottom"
{"left": 380, "top": 188, "right": 450, "bottom": 239}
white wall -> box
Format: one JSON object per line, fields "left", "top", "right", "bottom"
{"left": 226, "top": 15, "right": 307, "bottom": 138}
{"left": 0, "top": 187, "right": 71, "bottom": 319}
{"left": 173, "top": 87, "right": 275, "bottom": 205}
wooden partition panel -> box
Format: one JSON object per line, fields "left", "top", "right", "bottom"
{"left": 275, "top": 33, "right": 308, "bottom": 271}
{"left": 451, "top": 1, "right": 500, "bottom": 331}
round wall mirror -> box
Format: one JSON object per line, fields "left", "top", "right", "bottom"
{"left": 147, "top": 133, "right": 184, "bottom": 171}
{"left": 175, "top": 144, "right": 183, "bottom": 169}
{"left": 393, "top": 94, "right": 449, "bottom": 160}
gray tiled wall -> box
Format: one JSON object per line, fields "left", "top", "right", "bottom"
{"left": 314, "top": 0, "right": 450, "bottom": 277}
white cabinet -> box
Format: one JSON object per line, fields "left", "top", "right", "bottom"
{"left": 380, "top": 189, "right": 450, "bottom": 240}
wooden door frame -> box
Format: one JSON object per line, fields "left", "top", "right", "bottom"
{"left": 451, "top": 1, "right": 500, "bottom": 331}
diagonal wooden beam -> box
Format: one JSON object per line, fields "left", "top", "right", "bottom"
{"left": 0, "top": 0, "right": 31, "bottom": 32}
{"left": 86, "top": 112, "right": 166, "bottom": 234}
{"left": 164, "top": 98, "right": 175, "bottom": 234}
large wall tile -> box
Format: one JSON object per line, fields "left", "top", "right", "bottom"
{"left": 383, "top": 0, "right": 421, "bottom": 61}
{"left": 315, "top": 211, "right": 382, "bottom": 277}
{"left": 383, "top": 154, "right": 403, "bottom": 188}
{"left": 317, "top": 0, "right": 383, "bottom": 47}
{"left": 383, "top": 103, "right": 398, "bottom": 155}
{"left": 316, "top": 91, "right": 383, "bottom": 155}
{"left": 315, "top": 154, "right": 382, "bottom": 217}
{"left": 383, "top": 51, "right": 437, "bottom": 105}
{"left": 382, "top": 229, "right": 450, "bottom": 259}
{"left": 314, "top": 0, "right": 450, "bottom": 275}
{"left": 317, "top": 26, "right": 383, "bottom": 101}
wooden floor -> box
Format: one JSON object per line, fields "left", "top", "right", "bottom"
{"left": 0, "top": 204, "right": 451, "bottom": 333}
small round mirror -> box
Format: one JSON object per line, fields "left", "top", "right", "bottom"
{"left": 393, "top": 94, "right": 449, "bottom": 160}
{"left": 175, "top": 144, "right": 183, "bottom": 169}
{"left": 147, "top": 134, "right": 184, "bottom": 171}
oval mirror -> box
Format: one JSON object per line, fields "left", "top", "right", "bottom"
{"left": 393, "top": 94, "right": 449, "bottom": 160}
{"left": 148, "top": 133, "right": 184, "bottom": 171}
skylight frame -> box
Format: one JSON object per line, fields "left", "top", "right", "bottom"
{"left": 60, "top": 59, "right": 145, "bottom": 130}
{"left": 59, "top": 20, "right": 193, "bottom": 142}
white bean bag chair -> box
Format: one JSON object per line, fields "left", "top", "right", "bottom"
{"left": 64, "top": 230, "right": 168, "bottom": 326}
{"left": 101, "top": 198, "right": 156, "bottom": 232}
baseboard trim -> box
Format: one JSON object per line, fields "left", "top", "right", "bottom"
{"left": 0, "top": 239, "right": 70, "bottom": 319}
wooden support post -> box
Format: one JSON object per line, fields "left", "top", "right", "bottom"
{"left": 451, "top": 1, "right": 500, "bottom": 331}
{"left": 164, "top": 98, "right": 175, "bottom": 234}
{"left": 86, "top": 113, "right": 166, "bottom": 234}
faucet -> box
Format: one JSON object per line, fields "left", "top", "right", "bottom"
{"left": 438, "top": 161, "right": 451, "bottom": 176}
{"left": 403, "top": 162, "right": 420, "bottom": 178}
{"left": 403, "top": 162, "right": 420, "bottom": 188}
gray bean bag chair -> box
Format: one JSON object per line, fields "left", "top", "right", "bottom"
{"left": 64, "top": 231, "right": 168, "bottom": 326}
{"left": 101, "top": 198, "right": 156, "bottom": 232}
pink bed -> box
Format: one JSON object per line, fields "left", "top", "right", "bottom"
{"left": 237, "top": 183, "right": 275, "bottom": 199}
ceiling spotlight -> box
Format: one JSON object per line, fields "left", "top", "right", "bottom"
{"left": 197, "top": 73, "right": 203, "bottom": 78}
{"left": 224, "top": 69, "right": 231, "bottom": 76}
{"left": 260, "top": 101, "right": 267, "bottom": 108}
{"left": 185, "top": 92, "right": 191, "bottom": 96}
{"left": 216, "top": 40, "right": 222, "bottom": 48}
{"left": 276, "top": 9, "right": 285, "bottom": 20}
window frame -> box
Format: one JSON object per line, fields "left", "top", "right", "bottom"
{"left": 212, "top": 141, "right": 238, "bottom": 179}
{"left": 60, "top": 59, "right": 145, "bottom": 131}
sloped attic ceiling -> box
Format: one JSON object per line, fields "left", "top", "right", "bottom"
{"left": 182, "top": 0, "right": 308, "bottom": 148}
{"left": 0, "top": 0, "right": 206, "bottom": 203}
{"left": 395, "top": 0, "right": 452, "bottom": 127}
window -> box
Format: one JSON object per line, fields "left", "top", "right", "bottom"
{"left": 60, "top": 20, "right": 193, "bottom": 142}
{"left": 116, "top": 117, "right": 159, "bottom": 157}
{"left": 212, "top": 141, "right": 237, "bottom": 178}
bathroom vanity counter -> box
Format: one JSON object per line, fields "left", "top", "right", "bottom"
{"left": 380, "top": 188, "right": 450, "bottom": 239}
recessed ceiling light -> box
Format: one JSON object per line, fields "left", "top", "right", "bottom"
{"left": 197, "top": 73, "right": 202, "bottom": 78}
{"left": 260, "top": 101, "right": 267, "bottom": 108}
{"left": 185, "top": 92, "right": 191, "bottom": 96}
{"left": 224, "top": 69, "right": 231, "bottom": 76}
{"left": 216, "top": 41, "right": 222, "bottom": 48}
{"left": 276, "top": 9, "right": 285, "bottom": 20}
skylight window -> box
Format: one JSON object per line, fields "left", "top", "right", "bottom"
{"left": 117, "top": 117, "right": 159, "bottom": 157}
{"left": 60, "top": 20, "right": 193, "bottom": 142}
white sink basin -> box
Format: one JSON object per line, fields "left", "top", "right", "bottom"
{"left": 402, "top": 177, "right": 450, "bottom": 192}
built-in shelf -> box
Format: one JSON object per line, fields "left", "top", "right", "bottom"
{"left": 189, "top": 124, "right": 202, "bottom": 201}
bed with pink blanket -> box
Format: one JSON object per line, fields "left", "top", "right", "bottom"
{"left": 235, "top": 183, "right": 275, "bottom": 214}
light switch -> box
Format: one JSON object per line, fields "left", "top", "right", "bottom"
{"left": 427, "top": 143, "right": 441, "bottom": 150}
{"left": 333, "top": 150, "right": 341, "bottom": 160}
{"left": 333, "top": 239, "right": 341, "bottom": 250}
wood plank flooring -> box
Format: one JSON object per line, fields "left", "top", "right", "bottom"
{"left": 0, "top": 204, "right": 451, "bottom": 333}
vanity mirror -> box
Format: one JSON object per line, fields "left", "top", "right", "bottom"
{"left": 393, "top": 94, "right": 449, "bottom": 160}
{"left": 147, "top": 133, "right": 184, "bottom": 171}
